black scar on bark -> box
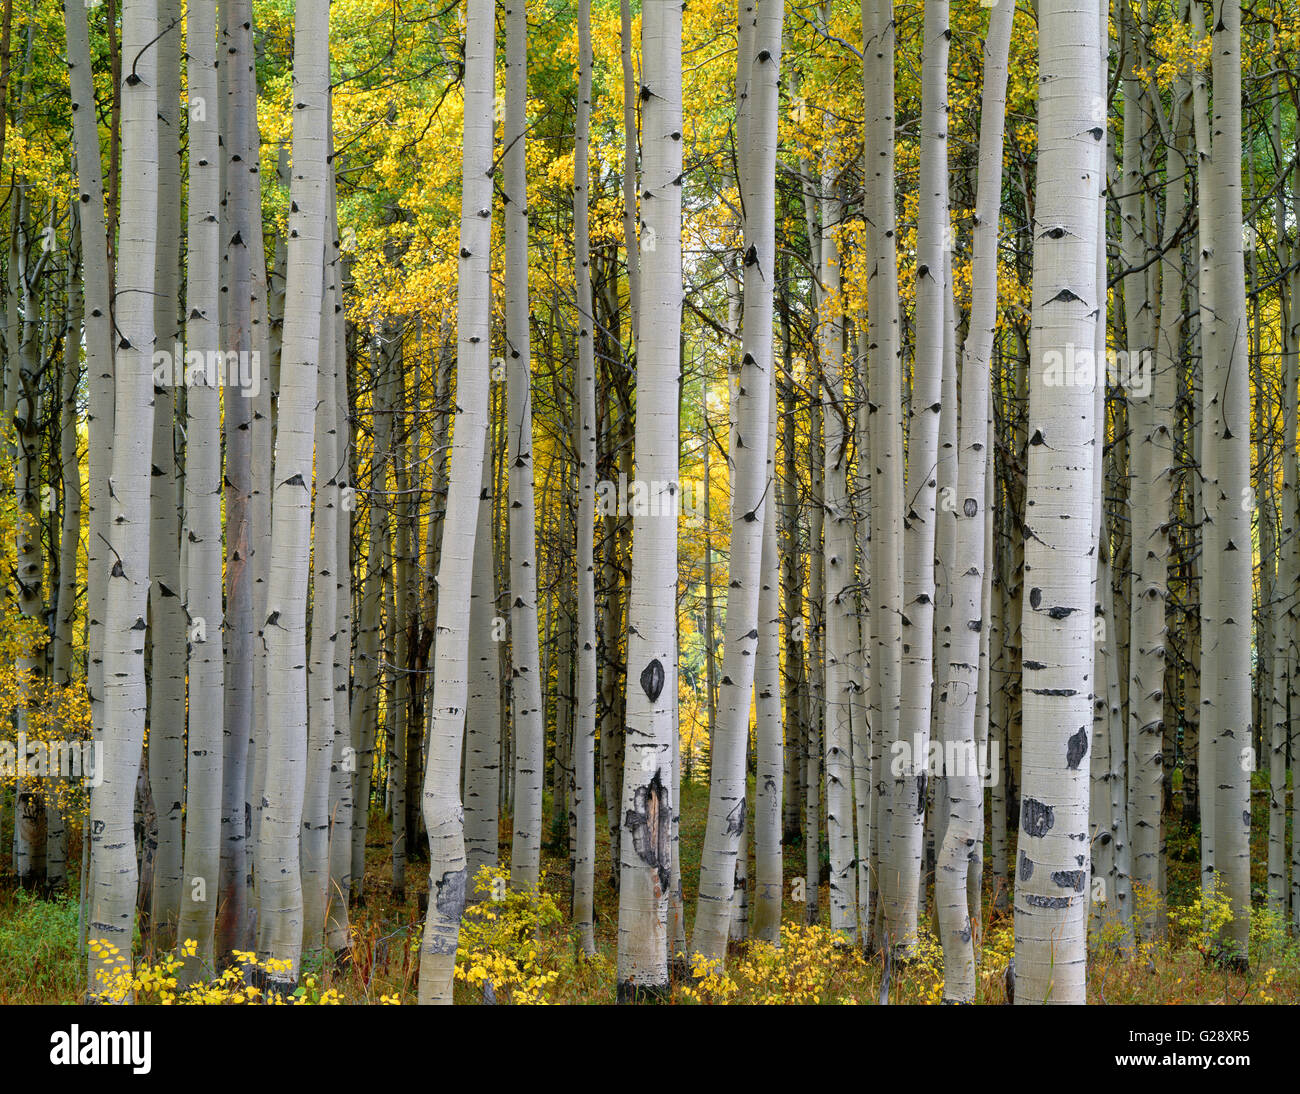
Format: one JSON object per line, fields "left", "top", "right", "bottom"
{"left": 431, "top": 867, "right": 467, "bottom": 914}
{"left": 963, "top": 498, "right": 978, "bottom": 517}
{"left": 640, "top": 658, "right": 664, "bottom": 703}
{"left": 1025, "top": 894, "right": 1071, "bottom": 909}
{"left": 915, "top": 773, "right": 928, "bottom": 816}
{"left": 1052, "top": 869, "right": 1087, "bottom": 892}
{"left": 1029, "top": 587, "right": 1042, "bottom": 609}
{"left": 1066, "top": 726, "right": 1089, "bottom": 770}
{"left": 1021, "top": 796, "right": 1054, "bottom": 837}
{"left": 726, "top": 796, "right": 746, "bottom": 837}
{"left": 1018, "top": 850, "right": 1034, "bottom": 880}
{"left": 1023, "top": 660, "right": 1046, "bottom": 670}
{"left": 625, "top": 769, "right": 672, "bottom": 892}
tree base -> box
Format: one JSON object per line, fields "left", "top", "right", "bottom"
{"left": 616, "top": 979, "right": 671, "bottom": 1004}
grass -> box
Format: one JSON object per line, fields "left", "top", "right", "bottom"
{"left": 2, "top": 769, "right": 1298, "bottom": 1003}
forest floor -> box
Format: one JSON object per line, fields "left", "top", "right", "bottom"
{"left": 3, "top": 772, "right": 1299, "bottom": 1003}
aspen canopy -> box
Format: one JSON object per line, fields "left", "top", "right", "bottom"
{"left": 3, "top": 0, "right": 1300, "bottom": 1024}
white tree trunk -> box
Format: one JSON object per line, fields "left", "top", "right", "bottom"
{"left": 934, "top": 0, "right": 1012, "bottom": 1002}
{"left": 415, "top": 0, "right": 494, "bottom": 1005}
{"left": 692, "top": 0, "right": 781, "bottom": 961}
{"left": 88, "top": 0, "right": 158, "bottom": 998}
{"left": 176, "top": 0, "right": 224, "bottom": 982}
{"left": 887, "top": 0, "right": 949, "bottom": 954}
{"left": 1205, "top": 0, "right": 1251, "bottom": 961}
{"left": 1012, "top": 0, "right": 1102, "bottom": 1005}
{"left": 616, "top": 0, "right": 681, "bottom": 1002}
{"left": 571, "top": 0, "right": 599, "bottom": 956}
{"left": 146, "top": 0, "right": 184, "bottom": 949}
{"left": 504, "top": 0, "right": 544, "bottom": 891}
{"left": 256, "top": 0, "right": 330, "bottom": 993}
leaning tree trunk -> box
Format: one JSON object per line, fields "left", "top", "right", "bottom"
{"left": 256, "top": 0, "right": 330, "bottom": 994}
{"left": 87, "top": 0, "right": 158, "bottom": 999}
{"left": 616, "top": 0, "right": 682, "bottom": 1003}
{"left": 415, "top": 0, "right": 494, "bottom": 1005}
{"left": 1012, "top": 0, "right": 1103, "bottom": 1006}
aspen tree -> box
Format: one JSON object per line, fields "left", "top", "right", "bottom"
{"left": 416, "top": 0, "right": 494, "bottom": 1005}
{"left": 176, "top": 0, "right": 224, "bottom": 983}
{"left": 1013, "top": 0, "right": 1103, "bottom": 1005}
{"left": 889, "top": 0, "right": 949, "bottom": 953}
{"left": 935, "top": 0, "right": 1012, "bottom": 1002}
{"left": 88, "top": 0, "right": 158, "bottom": 997}
{"left": 1205, "top": 0, "right": 1251, "bottom": 961}
{"left": 218, "top": 0, "right": 260, "bottom": 960}
{"left": 63, "top": 0, "right": 112, "bottom": 760}
{"left": 146, "top": 0, "right": 184, "bottom": 949}
{"left": 302, "top": 254, "right": 341, "bottom": 960}
{"left": 257, "top": 0, "right": 331, "bottom": 993}
{"left": 350, "top": 340, "right": 394, "bottom": 899}
{"left": 504, "top": 0, "right": 544, "bottom": 890}
{"left": 572, "top": 0, "right": 599, "bottom": 956}
{"left": 693, "top": 0, "right": 782, "bottom": 961}
{"left": 616, "top": 0, "right": 682, "bottom": 1001}
{"left": 819, "top": 180, "right": 857, "bottom": 943}
{"left": 464, "top": 431, "right": 501, "bottom": 887}
{"left": 753, "top": 342, "right": 784, "bottom": 943}
{"left": 863, "top": 0, "right": 903, "bottom": 938}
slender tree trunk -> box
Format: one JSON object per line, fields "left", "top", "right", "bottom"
{"left": 504, "top": 0, "right": 544, "bottom": 890}
{"left": 415, "top": 0, "right": 494, "bottom": 1005}
{"left": 693, "top": 0, "right": 781, "bottom": 961}
{"left": 863, "top": 0, "right": 903, "bottom": 945}
{"left": 1204, "top": 0, "right": 1251, "bottom": 962}
{"left": 88, "top": 0, "right": 158, "bottom": 998}
{"left": 572, "top": 0, "right": 598, "bottom": 956}
{"left": 753, "top": 342, "right": 784, "bottom": 943}
{"left": 302, "top": 250, "right": 341, "bottom": 961}
{"left": 255, "top": 0, "right": 330, "bottom": 993}
{"left": 349, "top": 338, "right": 393, "bottom": 901}
{"left": 888, "top": 0, "right": 949, "bottom": 954}
{"left": 143, "top": 0, "right": 183, "bottom": 950}
{"left": 464, "top": 429, "right": 501, "bottom": 889}
{"left": 175, "top": 0, "right": 225, "bottom": 983}
{"left": 217, "top": 0, "right": 259, "bottom": 962}
{"left": 935, "top": 0, "right": 1012, "bottom": 1002}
